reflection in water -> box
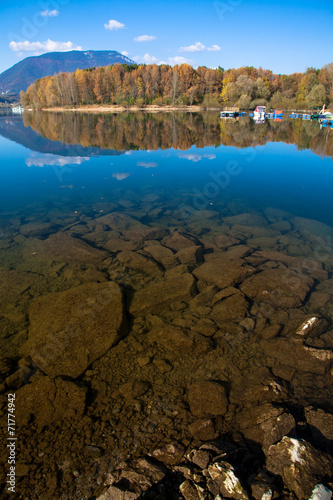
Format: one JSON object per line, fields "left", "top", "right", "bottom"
{"left": 0, "top": 111, "right": 333, "bottom": 499}
{"left": 22, "top": 110, "right": 333, "bottom": 159}
{"left": 25, "top": 154, "right": 90, "bottom": 167}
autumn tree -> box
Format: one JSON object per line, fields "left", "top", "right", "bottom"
{"left": 306, "top": 84, "right": 327, "bottom": 108}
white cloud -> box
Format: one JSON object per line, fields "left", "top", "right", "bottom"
{"left": 180, "top": 42, "right": 206, "bottom": 53}
{"left": 105, "top": 19, "right": 126, "bottom": 31}
{"left": 26, "top": 155, "right": 90, "bottom": 167}
{"left": 112, "top": 172, "right": 130, "bottom": 181}
{"left": 133, "top": 53, "right": 158, "bottom": 64}
{"left": 168, "top": 56, "right": 193, "bottom": 65}
{"left": 134, "top": 35, "right": 156, "bottom": 42}
{"left": 137, "top": 162, "right": 158, "bottom": 168}
{"left": 41, "top": 9, "right": 59, "bottom": 17}
{"left": 179, "top": 41, "right": 221, "bottom": 52}
{"left": 132, "top": 54, "right": 192, "bottom": 66}
{"left": 121, "top": 50, "right": 129, "bottom": 56}
{"left": 178, "top": 153, "right": 216, "bottom": 162}
{"left": 9, "top": 39, "right": 82, "bottom": 53}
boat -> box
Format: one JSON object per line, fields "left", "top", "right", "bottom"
{"left": 253, "top": 105, "right": 266, "bottom": 120}
{"left": 220, "top": 111, "right": 236, "bottom": 118}
{"left": 319, "top": 105, "right": 333, "bottom": 120}
{"left": 12, "top": 105, "right": 24, "bottom": 114}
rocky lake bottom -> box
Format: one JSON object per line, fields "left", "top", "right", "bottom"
{"left": 0, "top": 112, "right": 332, "bottom": 499}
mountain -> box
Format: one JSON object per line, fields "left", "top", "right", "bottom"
{"left": 0, "top": 50, "right": 135, "bottom": 95}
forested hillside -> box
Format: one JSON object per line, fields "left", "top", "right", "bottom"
{"left": 21, "top": 62, "right": 333, "bottom": 110}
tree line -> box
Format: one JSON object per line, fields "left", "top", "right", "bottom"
{"left": 20, "top": 62, "right": 333, "bottom": 110}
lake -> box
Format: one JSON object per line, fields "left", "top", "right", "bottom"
{"left": 0, "top": 111, "right": 332, "bottom": 499}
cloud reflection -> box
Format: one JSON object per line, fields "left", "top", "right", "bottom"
{"left": 26, "top": 154, "right": 90, "bottom": 168}
{"left": 112, "top": 172, "right": 130, "bottom": 181}
{"left": 137, "top": 162, "right": 158, "bottom": 168}
{"left": 178, "top": 153, "right": 216, "bottom": 162}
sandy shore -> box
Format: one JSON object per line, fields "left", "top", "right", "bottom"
{"left": 42, "top": 105, "right": 220, "bottom": 113}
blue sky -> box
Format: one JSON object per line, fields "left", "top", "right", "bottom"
{"left": 0, "top": 0, "right": 332, "bottom": 75}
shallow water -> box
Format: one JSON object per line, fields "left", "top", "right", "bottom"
{"left": 0, "top": 111, "right": 332, "bottom": 498}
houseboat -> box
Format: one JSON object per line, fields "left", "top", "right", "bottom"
{"left": 253, "top": 105, "right": 266, "bottom": 120}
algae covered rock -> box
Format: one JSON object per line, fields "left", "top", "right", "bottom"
{"left": 21, "top": 282, "right": 126, "bottom": 377}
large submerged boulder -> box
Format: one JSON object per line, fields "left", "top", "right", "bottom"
{"left": 21, "top": 282, "right": 126, "bottom": 377}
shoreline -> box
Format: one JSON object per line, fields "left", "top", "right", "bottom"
{"left": 31, "top": 104, "right": 333, "bottom": 114}
{"left": 41, "top": 105, "right": 220, "bottom": 113}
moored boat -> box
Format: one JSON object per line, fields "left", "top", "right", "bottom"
{"left": 220, "top": 111, "right": 236, "bottom": 118}
{"left": 253, "top": 105, "right": 266, "bottom": 119}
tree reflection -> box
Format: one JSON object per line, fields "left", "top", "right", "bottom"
{"left": 22, "top": 112, "right": 333, "bottom": 159}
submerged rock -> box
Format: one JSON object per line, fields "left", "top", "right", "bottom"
{"left": 147, "top": 325, "right": 212, "bottom": 356}
{"left": 305, "top": 406, "right": 333, "bottom": 452}
{"left": 308, "top": 484, "right": 332, "bottom": 500}
{"left": 193, "top": 255, "right": 256, "bottom": 290}
{"left": 150, "top": 441, "right": 185, "bottom": 465}
{"left": 38, "top": 232, "right": 109, "bottom": 263}
{"left": 266, "top": 436, "right": 333, "bottom": 499}
{"left": 21, "top": 282, "right": 126, "bottom": 377}
{"left": 295, "top": 316, "right": 328, "bottom": 337}
{"left": 240, "top": 269, "right": 314, "bottom": 308}
{"left": 291, "top": 217, "right": 333, "bottom": 244}
{"left": 163, "top": 231, "right": 199, "bottom": 251}
{"left": 211, "top": 293, "right": 249, "bottom": 323}
{"left": 143, "top": 243, "right": 178, "bottom": 269}
{"left": 188, "top": 381, "right": 228, "bottom": 418}
{"left": 117, "top": 250, "right": 163, "bottom": 276}
{"left": 20, "top": 221, "right": 58, "bottom": 237}
{"left": 123, "top": 226, "right": 168, "bottom": 243}
{"left": 175, "top": 245, "right": 204, "bottom": 266}
{"left": 16, "top": 376, "right": 86, "bottom": 428}
{"left": 208, "top": 461, "right": 249, "bottom": 499}
{"left": 234, "top": 404, "right": 295, "bottom": 453}
{"left": 97, "top": 457, "right": 166, "bottom": 500}
{"left": 130, "top": 273, "right": 196, "bottom": 316}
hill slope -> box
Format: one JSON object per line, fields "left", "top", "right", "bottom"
{"left": 0, "top": 50, "right": 135, "bottom": 95}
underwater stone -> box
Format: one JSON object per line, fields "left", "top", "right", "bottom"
{"left": 21, "top": 282, "right": 126, "bottom": 378}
